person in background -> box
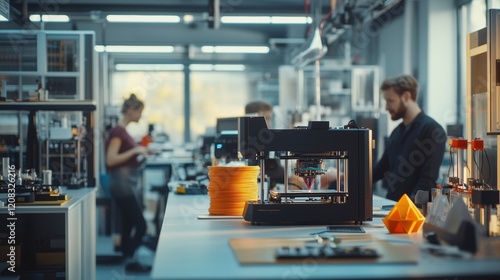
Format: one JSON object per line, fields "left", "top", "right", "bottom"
{"left": 373, "top": 75, "right": 446, "bottom": 201}
{"left": 245, "top": 101, "right": 274, "bottom": 128}
{"left": 244, "top": 101, "right": 306, "bottom": 190}
{"left": 106, "top": 94, "right": 152, "bottom": 273}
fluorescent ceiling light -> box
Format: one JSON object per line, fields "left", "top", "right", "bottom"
{"left": 29, "top": 14, "right": 70, "bottom": 22}
{"left": 213, "top": 64, "right": 245, "bottom": 71}
{"left": 189, "top": 64, "right": 213, "bottom": 71}
{"left": 106, "top": 15, "right": 180, "bottom": 23}
{"left": 183, "top": 14, "right": 194, "bottom": 24}
{"left": 30, "top": 14, "right": 41, "bottom": 21}
{"left": 271, "top": 16, "right": 312, "bottom": 24}
{"left": 221, "top": 16, "right": 271, "bottom": 24}
{"left": 201, "top": 46, "right": 269, "bottom": 54}
{"left": 189, "top": 64, "right": 245, "bottom": 71}
{"left": 94, "top": 45, "right": 105, "bottom": 52}
{"left": 106, "top": 46, "right": 174, "bottom": 53}
{"left": 221, "top": 16, "right": 311, "bottom": 24}
{"left": 0, "top": 15, "right": 7, "bottom": 21}
{"left": 115, "top": 64, "right": 184, "bottom": 71}
{"left": 94, "top": 45, "right": 175, "bottom": 53}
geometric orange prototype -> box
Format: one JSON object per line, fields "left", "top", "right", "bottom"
{"left": 382, "top": 194, "right": 425, "bottom": 234}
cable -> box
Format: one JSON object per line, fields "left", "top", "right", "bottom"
{"left": 319, "top": 9, "right": 333, "bottom": 35}
{"left": 482, "top": 183, "right": 493, "bottom": 189}
{"left": 462, "top": 152, "right": 470, "bottom": 180}
{"left": 479, "top": 150, "right": 484, "bottom": 181}
{"left": 473, "top": 151, "right": 483, "bottom": 181}
{"left": 443, "top": 147, "right": 452, "bottom": 186}
{"left": 484, "top": 150, "right": 491, "bottom": 184}
{"left": 448, "top": 147, "right": 454, "bottom": 179}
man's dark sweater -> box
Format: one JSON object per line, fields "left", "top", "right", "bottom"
{"left": 373, "top": 112, "right": 447, "bottom": 201}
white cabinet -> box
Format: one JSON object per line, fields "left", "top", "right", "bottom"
{"left": 0, "top": 188, "right": 96, "bottom": 279}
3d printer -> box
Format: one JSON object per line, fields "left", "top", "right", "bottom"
{"left": 238, "top": 116, "right": 373, "bottom": 225}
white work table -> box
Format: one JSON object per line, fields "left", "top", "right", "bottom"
{"left": 151, "top": 193, "right": 500, "bottom": 280}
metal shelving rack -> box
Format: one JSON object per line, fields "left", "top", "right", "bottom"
{"left": 0, "top": 101, "right": 97, "bottom": 187}
{"left": 0, "top": 30, "right": 97, "bottom": 187}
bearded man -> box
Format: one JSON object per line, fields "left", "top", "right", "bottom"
{"left": 373, "top": 75, "right": 446, "bottom": 201}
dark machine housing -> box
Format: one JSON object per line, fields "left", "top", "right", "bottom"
{"left": 238, "top": 116, "right": 373, "bottom": 225}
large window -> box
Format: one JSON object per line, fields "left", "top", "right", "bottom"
{"left": 190, "top": 72, "right": 251, "bottom": 139}
{"left": 111, "top": 70, "right": 256, "bottom": 146}
{"left": 111, "top": 71, "right": 184, "bottom": 145}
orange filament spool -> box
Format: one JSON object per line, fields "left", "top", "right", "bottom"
{"left": 208, "top": 166, "right": 260, "bottom": 216}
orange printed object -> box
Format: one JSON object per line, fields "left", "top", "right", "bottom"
{"left": 382, "top": 194, "right": 425, "bottom": 234}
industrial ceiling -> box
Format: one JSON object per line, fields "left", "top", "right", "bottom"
{"left": 4, "top": 0, "right": 401, "bottom": 68}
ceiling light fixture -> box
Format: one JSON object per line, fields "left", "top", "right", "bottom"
{"left": 221, "top": 16, "right": 311, "bottom": 24}
{"left": 94, "top": 45, "right": 105, "bottom": 52}
{"left": 201, "top": 46, "right": 269, "bottom": 53}
{"left": 106, "top": 15, "right": 180, "bottom": 23}
{"left": 213, "top": 64, "right": 246, "bottom": 71}
{"left": 183, "top": 14, "right": 194, "bottom": 24}
{"left": 271, "top": 16, "right": 312, "bottom": 24}
{"left": 115, "top": 64, "right": 184, "bottom": 71}
{"left": 189, "top": 64, "right": 213, "bottom": 71}
{"left": 189, "top": 64, "right": 245, "bottom": 71}
{"left": 94, "top": 45, "right": 175, "bottom": 53}
{"left": 221, "top": 16, "right": 271, "bottom": 24}
{"left": 0, "top": 15, "right": 7, "bottom": 21}
{"left": 29, "top": 14, "right": 70, "bottom": 22}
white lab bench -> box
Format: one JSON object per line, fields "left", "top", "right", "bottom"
{"left": 151, "top": 192, "right": 500, "bottom": 280}
{"left": 0, "top": 188, "right": 96, "bottom": 279}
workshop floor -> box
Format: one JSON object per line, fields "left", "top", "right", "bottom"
{"left": 96, "top": 168, "right": 164, "bottom": 279}
{"left": 96, "top": 236, "right": 155, "bottom": 280}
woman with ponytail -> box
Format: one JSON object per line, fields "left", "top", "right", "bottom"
{"left": 106, "top": 94, "right": 151, "bottom": 273}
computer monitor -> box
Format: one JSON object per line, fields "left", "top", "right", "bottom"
{"left": 216, "top": 117, "right": 239, "bottom": 133}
